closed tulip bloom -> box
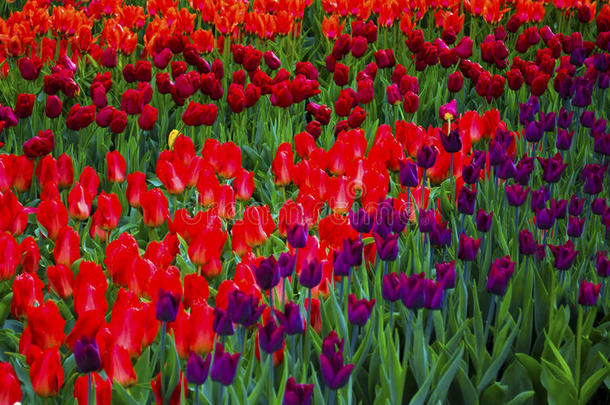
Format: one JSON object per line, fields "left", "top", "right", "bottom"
{"left": 0, "top": 362, "right": 22, "bottom": 404}
{"left": 73, "top": 373, "right": 112, "bottom": 405}
{"left": 530, "top": 187, "right": 549, "bottom": 212}
{"left": 569, "top": 196, "right": 585, "bottom": 216}
{"left": 95, "top": 191, "right": 121, "bottom": 230}
{"left": 535, "top": 208, "right": 554, "bottom": 230}
{"left": 106, "top": 151, "right": 126, "bottom": 183}
{"left": 457, "top": 187, "right": 477, "bottom": 215}
{"left": 382, "top": 273, "right": 401, "bottom": 301}
{"left": 320, "top": 344, "right": 353, "bottom": 389}
{"left": 416, "top": 144, "right": 438, "bottom": 169}
{"left": 418, "top": 209, "right": 435, "bottom": 233}
{"left": 299, "top": 259, "right": 323, "bottom": 288}
{"left": 424, "top": 279, "right": 445, "bottom": 309}
{"left": 578, "top": 280, "right": 601, "bottom": 306}
{"left": 233, "top": 169, "right": 254, "bottom": 201}
{"left": 519, "top": 230, "right": 537, "bottom": 256}
{"left": 30, "top": 347, "right": 64, "bottom": 397}
{"left": 400, "top": 273, "right": 425, "bottom": 309}
{"left": 53, "top": 226, "right": 80, "bottom": 266}
{"left": 278, "top": 252, "right": 296, "bottom": 278}
{"left": 447, "top": 71, "right": 463, "bottom": 92}
{"left": 138, "top": 104, "right": 158, "bottom": 131}
{"left": 68, "top": 183, "right": 92, "bottom": 221}
{"left": 373, "top": 232, "right": 399, "bottom": 262}
{"left": 283, "top": 377, "right": 313, "bottom": 405}
{"left": 440, "top": 129, "right": 462, "bottom": 153}
{"left": 486, "top": 256, "right": 515, "bottom": 296}
{"left": 74, "top": 336, "right": 101, "bottom": 373}
{"left": 537, "top": 153, "right": 567, "bottom": 184}
{"left": 275, "top": 301, "right": 304, "bottom": 335}
{"left": 186, "top": 352, "right": 211, "bottom": 385}
{"left": 287, "top": 223, "right": 308, "bottom": 248}
{"left": 549, "top": 240, "right": 579, "bottom": 271}
{"left": 141, "top": 189, "right": 169, "bottom": 227}
{"left": 550, "top": 199, "right": 567, "bottom": 219}
{"left": 210, "top": 343, "right": 240, "bottom": 386}
{"left": 156, "top": 289, "right": 180, "bottom": 322}
{"left": 458, "top": 234, "right": 481, "bottom": 261}
{"left": 349, "top": 208, "right": 373, "bottom": 233}
{"left": 596, "top": 252, "right": 609, "bottom": 277}
{"left": 347, "top": 294, "right": 375, "bottom": 326}
{"left": 0, "top": 233, "right": 20, "bottom": 280}
{"left": 228, "top": 290, "right": 264, "bottom": 327}
{"left": 476, "top": 210, "right": 493, "bottom": 233}
{"left": 399, "top": 159, "right": 419, "bottom": 188}
{"left": 14, "top": 93, "right": 35, "bottom": 118}
{"left": 254, "top": 256, "right": 280, "bottom": 291}
{"left": 11, "top": 272, "right": 43, "bottom": 319}
{"left": 505, "top": 184, "right": 529, "bottom": 207}
{"left": 342, "top": 238, "right": 363, "bottom": 267}
{"left": 567, "top": 216, "right": 585, "bottom": 238}
{"left": 126, "top": 172, "right": 147, "bottom": 208}
{"left": 430, "top": 220, "right": 451, "bottom": 248}
{"left": 47, "top": 264, "right": 75, "bottom": 299}
{"left": 435, "top": 261, "right": 456, "bottom": 289}
{"left": 258, "top": 317, "right": 285, "bottom": 354}
{"left": 213, "top": 307, "right": 235, "bottom": 336}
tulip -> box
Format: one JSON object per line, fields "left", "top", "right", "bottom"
{"left": 457, "top": 187, "right": 476, "bottom": 215}
{"left": 549, "top": 240, "right": 579, "bottom": 271}
{"left": 399, "top": 159, "right": 419, "bottom": 188}
{"left": 74, "top": 336, "right": 102, "bottom": 373}
{"left": 299, "top": 259, "right": 323, "bottom": 289}
{"left": 436, "top": 261, "right": 456, "bottom": 289}
{"left": 156, "top": 289, "right": 180, "bottom": 322}
{"left": 73, "top": 373, "right": 112, "bottom": 405}
{"left": 320, "top": 334, "right": 353, "bottom": 390}
{"left": 347, "top": 295, "right": 375, "bottom": 326}
{"left": 476, "top": 210, "right": 493, "bottom": 233}
{"left": 487, "top": 256, "right": 516, "bottom": 296}
{"left": 186, "top": 352, "right": 211, "bottom": 386}
{"left": 0, "top": 232, "right": 20, "bottom": 280}
{"left": 373, "top": 232, "right": 399, "bottom": 262}
{"left": 106, "top": 151, "right": 126, "bottom": 183}
{"left": 0, "top": 362, "right": 22, "bottom": 404}
{"left": 400, "top": 273, "right": 425, "bottom": 310}
{"left": 349, "top": 208, "right": 373, "bottom": 233}
{"left": 104, "top": 344, "right": 137, "bottom": 387}
{"left": 578, "top": 280, "right": 601, "bottom": 306}
{"left": 424, "top": 279, "right": 445, "bottom": 310}
{"left": 15, "top": 93, "right": 35, "bottom": 118}
{"left": 275, "top": 302, "right": 304, "bottom": 336}
{"left": 258, "top": 317, "right": 285, "bottom": 354}
{"left": 283, "top": 377, "right": 313, "bottom": 405}
{"left": 254, "top": 256, "right": 281, "bottom": 291}
{"left": 141, "top": 189, "right": 169, "bottom": 227}
{"left": 213, "top": 307, "right": 235, "bottom": 337}
{"left": 228, "top": 291, "right": 265, "bottom": 328}
{"left": 458, "top": 234, "right": 481, "bottom": 261}
{"left": 505, "top": 184, "right": 529, "bottom": 207}
{"left": 210, "top": 343, "right": 240, "bottom": 386}
{"left": 30, "top": 347, "right": 64, "bottom": 397}
{"left": 382, "top": 273, "right": 401, "bottom": 302}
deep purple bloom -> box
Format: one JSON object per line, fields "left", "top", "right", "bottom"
{"left": 567, "top": 216, "right": 585, "bottom": 238}
{"left": 548, "top": 240, "right": 579, "bottom": 270}
{"left": 210, "top": 343, "right": 240, "bottom": 386}
{"left": 373, "top": 232, "right": 399, "bottom": 262}
{"left": 283, "top": 377, "right": 313, "bottom": 405}
{"left": 424, "top": 279, "right": 445, "bottom": 309}
{"left": 497, "top": 155, "right": 517, "bottom": 180}
{"left": 400, "top": 273, "right": 425, "bottom": 309}
{"left": 186, "top": 352, "right": 211, "bottom": 385}
{"left": 228, "top": 290, "right": 265, "bottom": 327}
{"left": 287, "top": 224, "right": 308, "bottom": 248}
{"left": 156, "top": 289, "right": 180, "bottom": 322}
{"left": 278, "top": 252, "right": 296, "bottom": 278}
{"left": 505, "top": 184, "right": 529, "bottom": 207}
{"left": 382, "top": 273, "right": 402, "bottom": 301}
{"left": 342, "top": 238, "right": 363, "bottom": 267}
{"left": 333, "top": 251, "right": 351, "bottom": 277}
{"left": 556, "top": 129, "right": 574, "bottom": 150}
{"left": 519, "top": 230, "right": 537, "bottom": 256}
{"left": 486, "top": 256, "right": 515, "bottom": 296}
{"left": 320, "top": 332, "right": 353, "bottom": 390}
{"left": 591, "top": 198, "right": 607, "bottom": 216}
{"left": 488, "top": 141, "right": 505, "bottom": 167}
{"left": 399, "top": 160, "right": 419, "bottom": 188}
{"left": 258, "top": 317, "right": 285, "bottom": 354}
{"left": 440, "top": 129, "right": 462, "bottom": 153}
{"left": 476, "top": 210, "right": 493, "bottom": 233}
{"left": 569, "top": 195, "right": 585, "bottom": 216}
{"left": 550, "top": 199, "right": 568, "bottom": 219}
{"left": 299, "top": 259, "right": 323, "bottom": 288}
{"left": 373, "top": 199, "right": 394, "bottom": 238}
{"left": 540, "top": 111, "right": 556, "bottom": 132}
{"left": 580, "top": 110, "right": 595, "bottom": 128}
{"left": 430, "top": 220, "right": 451, "bottom": 247}
{"left": 416, "top": 144, "right": 438, "bottom": 169}
{"left": 435, "top": 261, "right": 456, "bottom": 289}
{"left": 578, "top": 280, "right": 601, "bottom": 306}
{"left": 535, "top": 208, "right": 555, "bottom": 230}
{"left": 515, "top": 155, "right": 535, "bottom": 185}
{"left": 74, "top": 336, "right": 101, "bottom": 373}
{"left": 537, "top": 153, "right": 567, "bottom": 183}
{"left": 275, "top": 301, "right": 304, "bottom": 335}
{"left": 254, "top": 255, "right": 280, "bottom": 291}
{"left": 594, "top": 133, "right": 610, "bottom": 156}
{"left": 530, "top": 187, "right": 549, "bottom": 212}
{"left": 524, "top": 120, "right": 543, "bottom": 143}
{"left": 462, "top": 163, "right": 481, "bottom": 185}
{"left": 572, "top": 84, "right": 592, "bottom": 107}
{"left": 457, "top": 187, "right": 477, "bottom": 215}
{"left": 391, "top": 210, "right": 409, "bottom": 234}
{"left": 597, "top": 252, "right": 610, "bottom": 277}
{"left": 557, "top": 107, "right": 573, "bottom": 129}
{"left": 458, "top": 234, "right": 481, "bottom": 261}
{"left": 347, "top": 294, "right": 375, "bottom": 326}
{"left": 418, "top": 209, "right": 435, "bottom": 233}
{"left": 349, "top": 208, "right": 373, "bottom": 233}
{"left": 213, "top": 307, "right": 235, "bottom": 336}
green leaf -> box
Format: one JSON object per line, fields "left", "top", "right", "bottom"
{"left": 579, "top": 359, "right": 610, "bottom": 405}
{"left": 505, "top": 391, "right": 536, "bottom": 405}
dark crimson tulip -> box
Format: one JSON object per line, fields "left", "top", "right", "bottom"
{"left": 186, "top": 352, "right": 211, "bottom": 386}
{"left": 138, "top": 104, "right": 158, "bottom": 131}
{"left": 11, "top": 272, "right": 43, "bottom": 319}
{"left": 106, "top": 151, "right": 126, "bottom": 183}
{"left": 424, "top": 279, "right": 444, "bottom": 309}
{"left": 458, "top": 234, "right": 481, "bottom": 261}
{"left": 0, "top": 362, "right": 22, "bottom": 404}
{"left": 74, "top": 336, "right": 101, "bottom": 373}
{"left": 156, "top": 289, "right": 180, "bottom": 322}
{"left": 23, "top": 129, "right": 55, "bottom": 158}
{"left": 506, "top": 68, "right": 524, "bottom": 90}
{"left": 348, "top": 106, "right": 367, "bottom": 128}
{"left": 210, "top": 343, "right": 240, "bottom": 386}
{"left": 347, "top": 294, "right": 375, "bottom": 326}
{"left": 258, "top": 317, "right": 285, "bottom": 354}
{"left": 283, "top": 377, "right": 313, "bottom": 405}
{"left": 356, "top": 78, "right": 374, "bottom": 104}
{"left": 386, "top": 83, "right": 402, "bottom": 104}
{"left": 597, "top": 252, "right": 609, "bottom": 277}
{"left": 227, "top": 83, "right": 246, "bottom": 113}
{"left": 126, "top": 172, "right": 147, "bottom": 208}
{"left": 487, "top": 256, "right": 515, "bottom": 296}
{"left": 476, "top": 210, "right": 493, "bottom": 233}
{"left": 402, "top": 91, "right": 419, "bottom": 114}
{"left": 453, "top": 36, "right": 473, "bottom": 58}
{"left": 400, "top": 273, "right": 425, "bottom": 309}
{"left": 14, "top": 93, "right": 35, "bottom": 118}
{"left": 275, "top": 302, "right": 304, "bottom": 335}
{"left": 45, "top": 95, "right": 63, "bottom": 118}
{"left": 299, "top": 259, "right": 323, "bottom": 288}
{"left": 30, "top": 347, "right": 64, "bottom": 397}
{"left": 213, "top": 307, "right": 235, "bottom": 336}
{"left": 333, "top": 63, "right": 349, "bottom": 86}
{"left": 141, "top": 189, "right": 169, "bottom": 227}
{"left": 578, "top": 280, "right": 601, "bottom": 306}
{"left": 549, "top": 240, "right": 579, "bottom": 271}
{"left": 505, "top": 184, "right": 529, "bottom": 207}
{"left": 382, "top": 273, "right": 401, "bottom": 301}
{"left": 447, "top": 71, "right": 463, "bottom": 92}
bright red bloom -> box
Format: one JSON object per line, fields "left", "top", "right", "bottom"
{"left": 218, "top": 142, "right": 242, "bottom": 179}
{"left": 57, "top": 153, "right": 74, "bottom": 189}
{"left": 26, "top": 300, "right": 65, "bottom": 350}
{"left": 141, "top": 189, "right": 169, "bottom": 227}
{"left": 79, "top": 166, "right": 100, "bottom": 200}
{"left": 233, "top": 169, "right": 254, "bottom": 201}
{"left": 37, "top": 198, "right": 69, "bottom": 240}
{"left": 151, "top": 371, "right": 187, "bottom": 405}
{"left": 243, "top": 205, "right": 276, "bottom": 248}
{"left": 106, "top": 151, "right": 127, "bottom": 183}
{"left": 74, "top": 373, "right": 112, "bottom": 405}
{"left": 0, "top": 362, "right": 22, "bottom": 404}
{"left": 19, "top": 236, "right": 40, "bottom": 274}
{"left": 53, "top": 226, "right": 80, "bottom": 266}
{"left": 95, "top": 191, "right": 122, "bottom": 230}
{"left": 104, "top": 344, "right": 137, "bottom": 387}
{"left": 126, "top": 171, "right": 147, "bottom": 208}
{"left": 11, "top": 272, "right": 44, "bottom": 319}
{"left": 69, "top": 182, "right": 93, "bottom": 221}
{"left": 30, "top": 347, "right": 64, "bottom": 398}
{"left": 271, "top": 143, "right": 294, "bottom": 186}
{"left": 47, "top": 264, "right": 75, "bottom": 299}
{"left": 0, "top": 232, "right": 20, "bottom": 280}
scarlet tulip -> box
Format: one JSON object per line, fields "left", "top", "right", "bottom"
{"left": 0, "top": 232, "right": 20, "bottom": 280}
{"left": 30, "top": 347, "right": 64, "bottom": 397}
{"left": 0, "top": 362, "right": 22, "bottom": 404}
{"left": 106, "top": 151, "right": 127, "bottom": 183}
{"left": 142, "top": 189, "right": 169, "bottom": 227}
{"left": 26, "top": 300, "right": 65, "bottom": 349}
{"left": 11, "top": 272, "right": 44, "bottom": 319}
{"left": 126, "top": 171, "right": 147, "bottom": 208}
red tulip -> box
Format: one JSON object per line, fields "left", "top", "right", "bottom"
{"left": 271, "top": 143, "right": 294, "bottom": 186}
{"left": 69, "top": 182, "right": 93, "bottom": 221}
{"left": 151, "top": 372, "right": 187, "bottom": 405}
{"left": 187, "top": 228, "right": 227, "bottom": 269}
{"left": 26, "top": 300, "right": 65, "bottom": 349}
{"left": 74, "top": 373, "right": 112, "bottom": 405}
{"left": 156, "top": 158, "right": 186, "bottom": 195}
{"left": 23, "top": 129, "right": 55, "bottom": 158}
{"left": 11, "top": 154, "right": 34, "bottom": 192}
{"left": 183, "top": 274, "right": 210, "bottom": 310}
{"left": 14, "top": 93, "right": 35, "bottom": 118}
{"left": 104, "top": 344, "right": 137, "bottom": 387}
{"left": 233, "top": 169, "right": 254, "bottom": 201}
{"left": 19, "top": 236, "right": 41, "bottom": 274}
{"left": 138, "top": 104, "right": 158, "bottom": 131}
{"left": 243, "top": 205, "right": 275, "bottom": 247}
{"left": 79, "top": 166, "right": 100, "bottom": 199}
{"left": 106, "top": 151, "right": 127, "bottom": 183}
{"left": 57, "top": 153, "right": 74, "bottom": 189}
{"left": 0, "top": 232, "right": 21, "bottom": 280}
{"left": 0, "top": 362, "right": 22, "bottom": 404}
{"left": 126, "top": 171, "right": 147, "bottom": 208}
{"left": 47, "top": 264, "right": 75, "bottom": 299}
{"left": 216, "top": 184, "right": 236, "bottom": 219}
{"left": 35, "top": 154, "right": 58, "bottom": 186}
{"left": 11, "top": 272, "right": 44, "bottom": 319}
{"left": 141, "top": 189, "right": 169, "bottom": 227}
{"left": 30, "top": 347, "right": 64, "bottom": 397}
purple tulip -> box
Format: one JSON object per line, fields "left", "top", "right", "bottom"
{"left": 556, "top": 129, "right": 574, "bottom": 150}
{"left": 349, "top": 208, "right": 373, "bottom": 233}
{"left": 373, "top": 232, "right": 399, "bottom": 262}
{"left": 74, "top": 336, "right": 101, "bottom": 373}
{"left": 186, "top": 352, "right": 211, "bottom": 385}
{"left": 530, "top": 187, "right": 549, "bottom": 212}
{"left": 156, "top": 289, "right": 180, "bottom": 322}
{"left": 567, "top": 216, "right": 585, "bottom": 238}
{"left": 382, "top": 273, "right": 402, "bottom": 301}
{"left": 278, "top": 252, "right": 296, "bottom": 278}
{"left": 594, "top": 133, "right": 610, "bottom": 156}
{"left": 416, "top": 144, "right": 438, "bottom": 169}
{"left": 538, "top": 153, "right": 567, "bottom": 184}
{"left": 287, "top": 223, "right": 308, "bottom": 249}
{"left": 535, "top": 207, "right": 555, "bottom": 230}
{"left": 258, "top": 317, "right": 285, "bottom": 354}
{"left": 275, "top": 301, "right": 304, "bottom": 335}
{"left": 435, "top": 261, "right": 456, "bottom": 289}
{"left": 458, "top": 234, "right": 481, "bottom": 261}
{"left": 457, "top": 187, "right": 477, "bottom": 215}
{"left": 424, "top": 279, "right": 445, "bottom": 309}
{"left": 333, "top": 251, "right": 351, "bottom": 277}
{"left": 440, "top": 129, "right": 462, "bottom": 153}
{"left": 228, "top": 290, "right": 265, "bottom": 327}
{"left": 400, "top": 273, "right": 425, "bottom": 309}
{"left": 299, "top": 259, "right": 323, "bottom": 288}
{"left": 399, "top": 160, "right": 419, "bottom": 188}
{"left": 550, "top": 199, "right": 567, "bottom": 219}
{"left": 515, "top": 155, "right": 535, "bottom": 185}
{"left": 283, "top": 377, "right": 313, "bottom": 405}
{"left": 596, "top": 252, "right": 609, "bottom": 277}
{"left": 430, "top": 220, "right": 452, "bottom": 247}
{"left": 418, "top": 209, "right": 435, "bottom": 233}
{"left": 580, "top": 110, "right": 595, "bottom": 128}
{"left": 524, "top": 121, "right": 543, "bottom": 143}
{"left": 578, "top": 280, "right": 601, "bottom": 306}
{"left": 497, "top": 155, "right": 517, "bottom": 180}
{"left": 342, "top": 238, "right": 363, "bottom": 267}
{"left": 476, "top": 210, "right": 493, "bottom": 233}
{"left": 320, "top": 332, "right": 353, "bottom": 390}
{"left": 347, "top": 294, "right": 375, "bottom": 326}
{"left": 486, "top": 256, "right": 515, "bottom": 296}
{"left": 210, "top": 343, "right": 240, "bottom": 386}
{"left": 462, "top": 163, "right": 481, "bottom": 185}
{"left": 505, "top": 184, "right": 529, "bottom": 207}
{"left": 569, "top": 195, "right": 585, "bottom": 216}
{"left": 557, "top": 107, "right": 573, "bottom": 129}
{"left": 549, "top": 240, "right": 579, "bottom": 271}
{"left": 213, "top": 307, "right": 235, "bottom": 336}
{"left": 254, "top": 255, "right": 280, "bottom": 291}
{"left": 519, "top": 230, "right": 537, "bottom": 256}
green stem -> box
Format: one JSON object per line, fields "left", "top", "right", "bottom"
{"left": 575, "top": 305, "right": 583, "bottom": 389}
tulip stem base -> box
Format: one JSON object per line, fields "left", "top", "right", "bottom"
{"left": 194, "top": 384, "right": 201, "bottom": 405}
{"left": 88, "top": 372, "right": 95, "bottom": 405}
{"left": 575, "top": 305, "right": 583, "bottom": 389}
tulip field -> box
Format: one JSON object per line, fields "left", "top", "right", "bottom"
{"left": 2, "top": 0, "right": 610, "bottom": 404}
